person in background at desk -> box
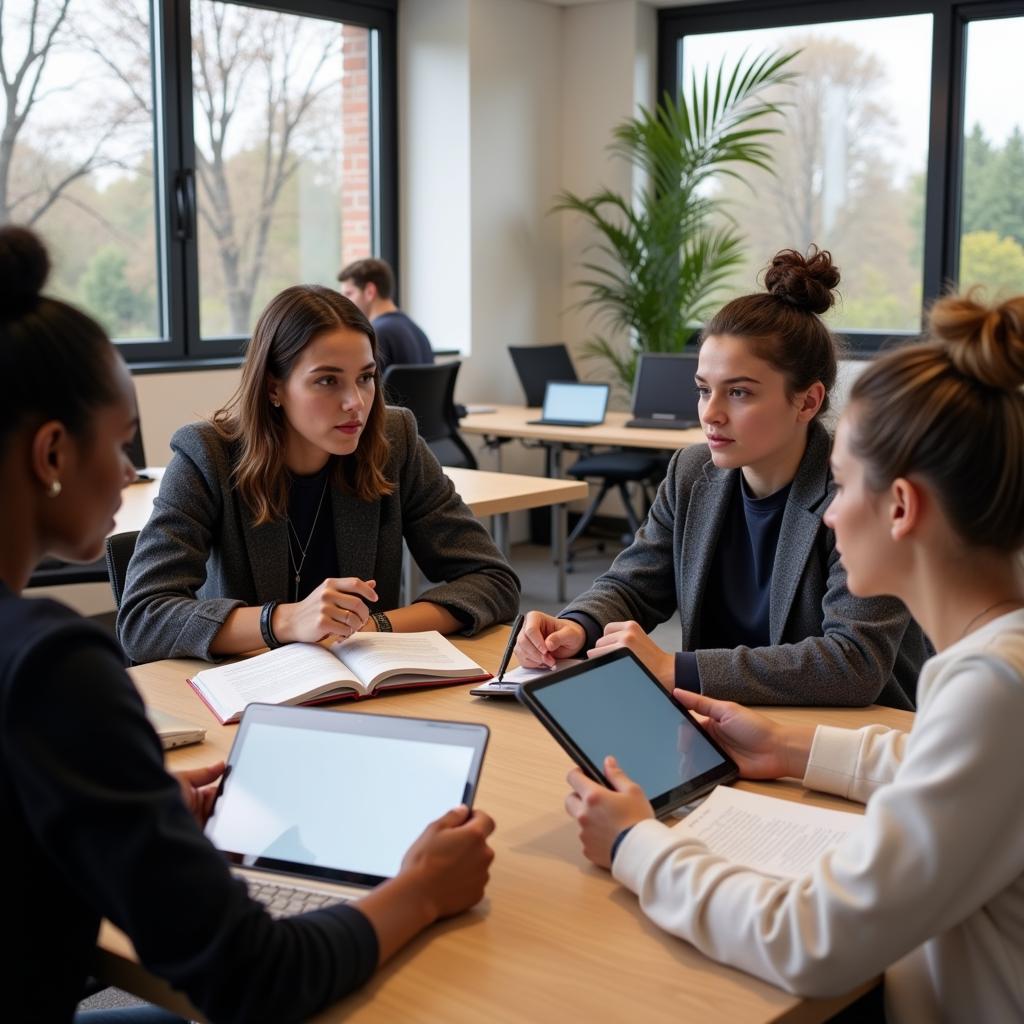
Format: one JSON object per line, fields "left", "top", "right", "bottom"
{"left": 117, "top": 284, "right": 518, "bottom": 664}
{"left": 564, "top": 289, "right": 1024, "bottom": 1024}
{"left": 337, "top": 257, "right": 434, "bottom": 374}
{"left": 0, "top": 226, "right": 496, "bottom": 1024}
{"left": 516, "top": 247, "right": 929, "bottom": 709}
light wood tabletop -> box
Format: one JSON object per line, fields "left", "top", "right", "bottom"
{"left": 460, "top": 404, "right": 706, "bottom": 452}
{"left": 96, "top": 627, "right": 914, "bottom": 1024}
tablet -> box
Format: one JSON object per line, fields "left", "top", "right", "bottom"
{"left": 517, "top": 649, "right": 737, "bottom": 816}
{"left": 205, "top": 704, "right": 489, "bottom": 889}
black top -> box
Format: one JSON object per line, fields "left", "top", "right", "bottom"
{"left": 372, "top": 311, "right": 434, "bottom": 372}
{"left": 0, "top": 583, "right": 377, "bottom": 1023}
{"left": 287, "top": 460, "right": 340, "bottom": 601}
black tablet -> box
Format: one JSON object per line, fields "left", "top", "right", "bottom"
{"left": 517, "top": 649, "right": 737, "bottom": 817}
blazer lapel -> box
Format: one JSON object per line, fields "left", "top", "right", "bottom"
{"left": 768, "top": 422, "right": 831, "bottom": 643}
{"left": 242, "top": 514, "right": 290, "bottom": 605}
{"left": 679, "top": 466, "right": 735, "bottom": 649}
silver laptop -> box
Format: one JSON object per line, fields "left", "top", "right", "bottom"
{"left": 626, "top": 352, "right": 701, "bottom": 430}
{"left": 204, "top": 704, "right": 489, "bottom": 914}
{"left": 527, "top": 381, "right": 610, "bottom": 427}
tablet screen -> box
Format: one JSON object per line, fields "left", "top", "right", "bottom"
{"left": 521, "top": 651, "right": 735, "bottom": 812}
{"left": 205, "top": 706, "right": 487, "bottom": 886}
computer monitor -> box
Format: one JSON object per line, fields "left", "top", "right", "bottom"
{"left": 628, "top": 352, "right": 701, "bottom": 429}
{"left": 508, "top": 344, "right": 578, "bottom": 406}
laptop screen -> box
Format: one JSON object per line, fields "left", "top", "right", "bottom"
{"left": 205, "top": 706, "right": 488, "bottom": 887}
{"left": 541, "top": 382, "right": 609, "bottom": 423}
{"left": 631, "top": 353, "right": 700, "bottom": 421}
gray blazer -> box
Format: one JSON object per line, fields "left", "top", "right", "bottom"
{"left": 562, "top": 421, "right": 929, "bottom": 709}
{"left": 117, "top": 407, "right": 520, "bottom": 663}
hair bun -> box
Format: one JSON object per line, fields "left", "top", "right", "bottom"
{"left": 764, "top": 246, "right": 840, "bottom": 316}
{"left": 0, "top": 225, "right": 50, "bottom": 320}
{"left": 928, "top": 291, "right": 1024, "bottom": 391}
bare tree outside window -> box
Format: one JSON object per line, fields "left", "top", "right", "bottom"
{"left": 0, "top": 0, "right": 159, "bottom": 338}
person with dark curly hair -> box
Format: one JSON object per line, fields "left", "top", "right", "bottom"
{"left": 516, "top": 248, "right": 929, "bottom": 709}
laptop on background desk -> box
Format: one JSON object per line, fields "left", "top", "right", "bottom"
{"left": 527, "top": 381, "right": 610, "bottom": 428}
{"left": 626, "top": 352, "right": 701, "bottom": 430}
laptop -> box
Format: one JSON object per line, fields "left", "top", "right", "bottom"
{"left": 527, "top": 381, "right": 610, "bottom": 428}
{"left": 204, "top": 703, "right": 489, "bottom": 913}
{"left": 626, "top": 352, "right": 701, "bottom": 430}
{"left": 508, "top": 344, "right": 578, "bottom": 406}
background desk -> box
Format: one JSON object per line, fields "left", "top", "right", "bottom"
{"left": 98, "top": 628, "right": 914, "bottom": 1024}
{"left": 112, "top": 467, "right": 588, "bottom": 602}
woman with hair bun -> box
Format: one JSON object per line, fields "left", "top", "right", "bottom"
{"left": 564, "top": 289, "right": 1024, "bottom": 1021}
{"left": 0, "top": 226, "right": 495, "bottom": 1023}
{"left": 517, "top": 247, "right": 929, "bottom": 708}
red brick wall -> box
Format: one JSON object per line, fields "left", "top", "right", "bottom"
{"left": 340, "top": 25, "right": 372, "bottom": 266}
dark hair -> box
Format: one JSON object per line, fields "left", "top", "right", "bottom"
{"left": 848, "top": 290, "right": 1024, "bottom": 551}
{"left": 703, "top": 247, "right": 841, "bottom": 417}
{"left": 0, "top": 225, "right": 119, "bottom": 450}
{"left": 337, "top": 257, "right": 395, "bottom": 300}
{"left": 212, "top": 285, "right": 393, "bottom": 525}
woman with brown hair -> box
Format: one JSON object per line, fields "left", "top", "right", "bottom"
{"left": 0, "top": 227, "right": 496, "bottom": 1024}
{"left": 117, "top": 285, "right": 519, "bottom": 663}
{"left": 516, "top": 248, "right": 928, "bottom": 708}
{"left": 563, "top": 289, "right": 1024, "bottom": 1021}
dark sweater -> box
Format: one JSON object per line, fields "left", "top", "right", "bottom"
{"left": 0, "top": 585, "right": 377, "bottom": 1023}
{"left": 372, "top": 310, "right": 434, "bottom": 371}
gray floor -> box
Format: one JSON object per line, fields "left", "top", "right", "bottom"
{"left": 79, "top": 537, "right": 679, "bottom": 1013}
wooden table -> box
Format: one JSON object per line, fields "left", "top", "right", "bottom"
{"left": 97, "top": 628, "right": 914, "bottom": 1023}
{"left": 460, "top": 404, "right": 706, "bottom": 474}
{"left": 113, "top": 467, "right": 588, "bottom": 602}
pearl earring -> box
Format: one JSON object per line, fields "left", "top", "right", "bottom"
{"left": 48, "top": 479, "right": 62, "bottom": 498}
{"left": 271, "top": 399, "right": 281, "bottom": 408}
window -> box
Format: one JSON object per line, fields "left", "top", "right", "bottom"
{"left": 0, "top": 0, "right": 395, "bottom": 365}
{"left": 660, "top": 0, "right": 1024, "bottom": 354}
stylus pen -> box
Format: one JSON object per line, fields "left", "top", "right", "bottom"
{"left": 495, "top": 613, "right": 524, "bottom": 682}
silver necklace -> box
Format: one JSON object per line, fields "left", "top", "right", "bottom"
{"left": 287, "top": 477, "right": 330, "bottom": 601}
{"left": 958, "top": 598, "right": 1024, "bottom": 640}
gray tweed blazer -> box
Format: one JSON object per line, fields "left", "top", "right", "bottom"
{"left": 117, "top": 407, "right": 520, "bottom": 663}
{"left": 561, "top": 421, "right": 929, "bottom": 709}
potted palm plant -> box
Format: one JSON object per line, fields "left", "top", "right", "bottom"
{"left": 556, "top": 50, "right": 798, "bottom": 391}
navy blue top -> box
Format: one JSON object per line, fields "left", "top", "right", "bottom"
{"left": 288, "top": 460, "right": 340, "bottom": 601}
{"left": 674, "top": 476, "right": 791, "bottom": 691}
{"left": 372, "top": 310, "right": 434, "bottom": 372}
{"left": 563, "top": 475, "right": 791, "bottom": 694}
{"left": 0, "top": 583, "right": 377, "bottom": 1023}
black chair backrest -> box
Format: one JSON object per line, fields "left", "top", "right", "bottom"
{"left": 105, "top": 531, "right": 140, "bottom": 610}
{"left": 126, "top": 419, "right": 147, "bottom": 471}
{"left": 508, "top": 344, "right": 577, "bottom": 406}
{"left": 382, "top": 361, "right": 477, "bottom": 470}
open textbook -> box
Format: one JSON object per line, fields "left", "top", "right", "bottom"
{"left": 677, "top": 785, "right": 861, "bottom": 879}
{"left": 188, "top": 631, "right": 490, "bottom": 724}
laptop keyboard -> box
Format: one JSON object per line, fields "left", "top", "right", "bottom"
{"left": 247, "top": 878, "right": 349, "bottom": 918}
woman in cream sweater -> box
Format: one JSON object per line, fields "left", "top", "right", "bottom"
{"left": 564, "top": 290, "right": 1024, "bottom": 1022}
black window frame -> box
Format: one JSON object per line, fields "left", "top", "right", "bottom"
{"left": 659, "top": 0, "right": 1024, "bottom": 356}
{"left": 122, "top": 0, "right": 397, "bottom": 370}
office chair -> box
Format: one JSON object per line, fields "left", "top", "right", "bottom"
{"left": 105, "top": 531, "right": 141, "bottom": 610}
{"left": 508, "top": 343, "right": 578, "bottom": 406}
{"left": 383, "top": 361, "right": 478, "bottom": 470}
{"left": 565, "top": 450, "right": 664, "bottom": 571}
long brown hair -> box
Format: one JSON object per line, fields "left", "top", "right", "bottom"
{"left": 848, "top": 290, "right": 1024, "bottom": 550}
{"left": 704, "top": 247, "right": 842, "bottom": 417}
{"left": 212, "top": 285, "right": 393, "bottom": 525}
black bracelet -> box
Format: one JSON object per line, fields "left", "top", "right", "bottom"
{"left": 260, "top": 600, "right": 282, "bottom": 649}
{"left": 370, "top": 611, "right": 393, "bottom": 633}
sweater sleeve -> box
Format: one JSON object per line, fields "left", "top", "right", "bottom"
{"left": 117, "top": 435, "right": 245, "bottom": 662}
{"left": 4, "top": 627, "right": 378, "bottom": 1023}
{"left": 395, "top": 410, "right": 520, "bottom": 632}
{"left": 610, "top": 654, "right": 1024, "bottom": 997}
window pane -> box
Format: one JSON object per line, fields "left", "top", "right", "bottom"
{"left": 680, "top": 15, "right": 932, "bottom": 333}
{"left": 959, "top": 17, "right": 1024, "bottom": 296}
{"left": 192, "top": 1, "right": 373, "bottom": 339}
{"left": 0, "top": 0, "right": 162, "bottom": 340}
